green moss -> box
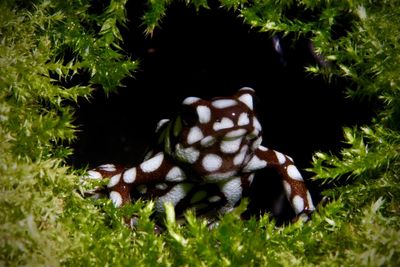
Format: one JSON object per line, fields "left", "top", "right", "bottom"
{"left": 1, "top": 0, "right": 399, "bottom": 266}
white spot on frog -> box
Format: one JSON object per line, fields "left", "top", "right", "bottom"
{"left": 202, "top": 154, "right": 222, "bottom": 172}
{"left": 98, "top": 164, "right": 116, "bottom": 172}
{"left": 238, "top": 93, "right": 253, "bottom": 110}
{"left": 287, "top": 165, "right": 303, "bottom": 181}
{"left": 212, "top": 99, "right": 237, "bottom": 109}
{"left": 175, "top": 144, "right": 200, "bottom": 164}
{"left": 87, "top": 170, "right": 102, "bottom": 180}
{"left": 155, "top": 119, "right": 170, "bottom": 132}
{"left": 107, "top": 174, "right": 121, "bottom": 188}
{"left": 166, "top": 166, "right": 186, "bottom": 182}
{"left": 292, "top": 195, "right": 304, "bottom": 214}
{"left": 197, "top": 105, "right": 211, "bottom": 124}
{"left": 140, "top": 153, "right": 164, "bottom": 173}
{"left": 225, "top": 129, "right": 247, "bottom": 139}
{"left": 155, "top": 184, "right": 193, "bottom": 212}
{"left": 200, "top": 135, "right": 216, "bottom": 147}
{"left": 187, "top": 126, "right": 204, "bottom": 145}
{"left": 110, "top": 191, "right": 122, "bottom": 207}
{"left": 155, "top": 183, "right": 168, "bottom": 190}
{"left": 183, "top": 97, "right": 200, "bottom": 105}
{"left": 213, "top": 117, "right": 234, "bottom": 131}
{"left": 274, "top": 151, "right": 286, "bottom": 165}
{"left": 243, "top": 155, "right": 267, "bottom": 172}
{"left": 123, "top": 167, "right": 136, "bottom": 183}
{"left": 220, "top": 137, "right": 242, "bottom": 154}
{"left": 238, "top": 112, "right": 250, "bottom": 126}
{"left": 220, "top": 177, "right": 242, "bottom": 206}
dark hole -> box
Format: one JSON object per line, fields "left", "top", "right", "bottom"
{"left": 69, "top": 0, "right": 374, "bottom": 222}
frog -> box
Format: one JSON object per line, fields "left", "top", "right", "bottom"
{"left": 83, "top": 87, "right": 315, "bottom": 225}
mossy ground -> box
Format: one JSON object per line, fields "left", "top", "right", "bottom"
{"left": 1, "top": 1, "right": 399, "bottom": 266}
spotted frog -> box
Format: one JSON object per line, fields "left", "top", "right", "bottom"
{"left": 84, "top": 87, "right": 315, "bottom": 224}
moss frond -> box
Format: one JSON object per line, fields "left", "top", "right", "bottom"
{"left": 1, "top": 0, "right": 399, "bottom": 266}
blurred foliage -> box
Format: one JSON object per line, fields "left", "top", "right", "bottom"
{"left": 1, "top": 0, "right": 399, "bottom": 266}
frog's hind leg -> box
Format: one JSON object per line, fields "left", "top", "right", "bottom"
{"left": 82, "top": 164, "right": 125, "bottom": 199}
{"left": 82, "top": 152, "right": 187, "bottom": 208}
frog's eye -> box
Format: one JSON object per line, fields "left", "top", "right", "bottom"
{"left": 181, "top": 105, "right": 199, "bottom": 126}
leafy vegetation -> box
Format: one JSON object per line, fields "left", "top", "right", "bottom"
{"left": 1, "top": 0, "right": 399, "bottom": 266}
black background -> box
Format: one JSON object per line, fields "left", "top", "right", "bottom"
{"left": 70, "top": 1, "right": 372, "bottom": 220}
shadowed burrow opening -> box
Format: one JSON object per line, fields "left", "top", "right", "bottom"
{"left": 69, "top": 1, "right": 374, "bottom": 222}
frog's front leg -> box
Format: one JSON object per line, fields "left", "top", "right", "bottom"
{"left": 85, "top": 152, "right": 186, "bottom": 207}
{"left": 243, "top": 146, "right": 315, "bottom": 218}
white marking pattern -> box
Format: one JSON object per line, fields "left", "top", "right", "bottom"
{"left": 287, "top": 165, "right": 303, "bottom": 181}
{"left": 202, "top": 154, "right": 223, "bottom": 172}
{"left": 213, "top": 117, "right": 234, "bottom": 131}
{"left": 212, "top": 99, "right": 237, "bottom": 109}
{"left": 140, "top": 153, "right": 164, "bottom": 173}
{"left": 87, "top": 170, "right": 102, "bottom": 179}
{"left": 166, "top": 166, "right": 186, "bottom": 182}
{"left": 183, "top": 97, "right": 200, "bottom": 105}
{"left": 220, "top": 177, "right": 242, "bottom": 206}
{"left": 238, "top": 94, "right": 253, "bottom": 110}
{"left": 175, "top": 144, "right": 200, "bottom": 164}
{"left": 110, "top": 191, "right": 122, "bottom": 207}
{"left": 187, "top": 126, "right": 204, "bottom": 145}
{"left": 292, "top": 195, "right": 304, "bottom": 214}
{"left": 224, "top": 129, "right": 247, "bottom": 139}
{"left": 156, "top": 119, "right": 170, "bottom": 132}
{"left": 238, "top": 112, "right": 250, "bottom": 126}
{"left": 155, "top": 184, "right": 193, "bottom": 212}
{"left": 123, "top": 167, "right": 136, "bottom": 183}
{"left": 283, "top": 180, "right": 292, "bottom": 197}
{"left": 274, "top": 151, "right": 286, "bottom": 165}
{"left": 98, "top": 164, "right": 116, "bottom": 172}
{"left": 220, "top": 137, "right": 242, "bottom": 154}
{"left": 243, "top": 155, "right": 267, "bottom": 172}
{"left": 200, "top": 135, "right": 216, "bottom": 147}
{"left": 197, "top": 105, "right": 211, "bottom": 124}
{"left": 233, "top": 145, "right": 248, "bottom": 166}
{"left": 107, "top": 174, "right": 121, "bottom": 188}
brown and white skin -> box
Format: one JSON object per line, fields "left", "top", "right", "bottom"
{"left": 83, "top": 87, "right": 315, "bottom": 224}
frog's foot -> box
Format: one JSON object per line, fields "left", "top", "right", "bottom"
{"left": 291, "top": 209, "right": 314, "bottom": 223}
{"left": 80, "top": 164, "right": 125, "bottom": 198}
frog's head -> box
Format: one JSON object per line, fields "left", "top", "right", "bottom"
{"left": 174, "top": 87, "right": 263, "bottom": 181}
